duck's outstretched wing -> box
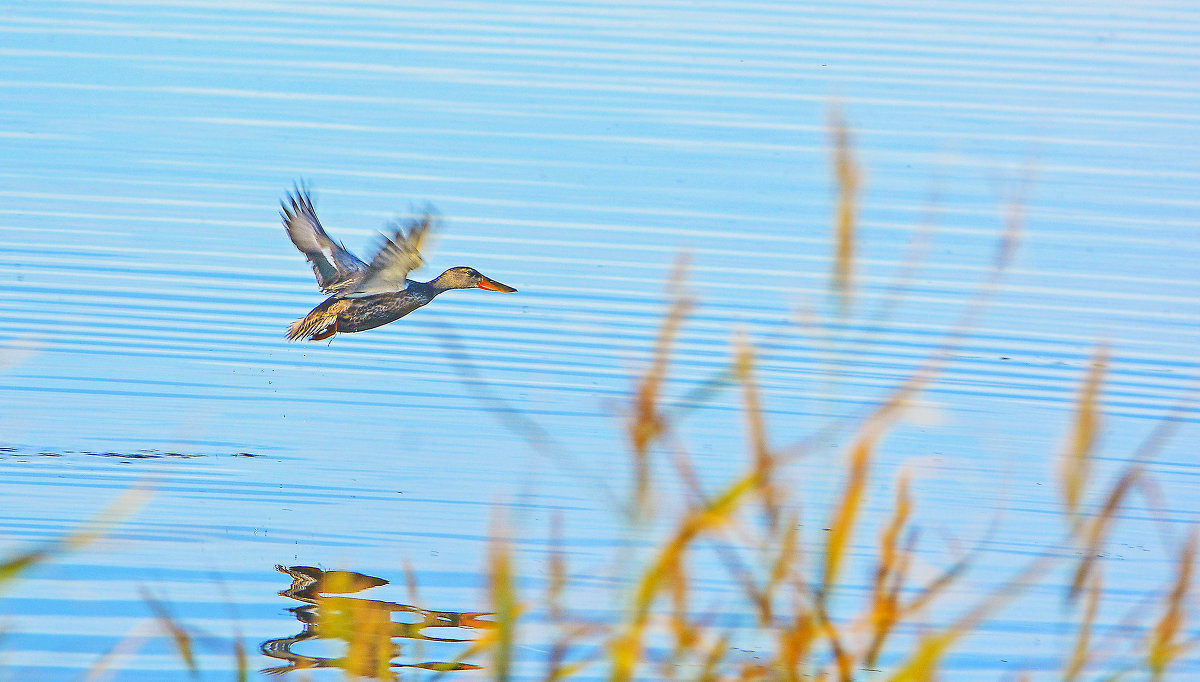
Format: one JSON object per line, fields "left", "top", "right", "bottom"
{"left": 344, "top": 213, "right": 434, "bottom": 298}
{"left": 281, "top": 189, "right": 368, "bottom": 293}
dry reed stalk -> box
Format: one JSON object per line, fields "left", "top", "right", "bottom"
{"left": 887, "top": 539, "right": 1064, "bottom": 682}
{"left": 868, "top": 186, "right": 941, "bottom": 325}
{"left": 1064, "top": 568, "right": 1103, "bottom": 682}
{"left": 207, "top": 573, "right": 250, "bottom": 682}
{"left": 535, "top": 525, "right": 598, "bottom": 679}
{"left": 616, "top": 335, "right": 797, "bottom": 680}
{"left": 18, "top": 487, "right": 155, "bottom": 682}
{"left": 715, "top": 537, "right": 773, "bottom": 633}
{"left": 233, "top": 639, "right": 247, "bottom": 682}
{"left": 738, "top": 662, "right": 772, "bottom": 681}
{"left": 736, "top": 336, "right": 780, "bottom": 530}
{"left": 698, "top": 633, "right": 730, "bottom": 681}
{"left": 547, "top": 512, "right": 566, "bottom": 623}
{"left": 817, "top": 609, "right": 855, "bottom": 681}
{"left": 0, "top": 485, "right": 149, "bottom": 587}
{"left": 668, "top": 559, "right": 698, "bottom": 660}
{"left": 819, "top": 425, "right": 881, "bottom": 605}
{"left": 84, "top": 620, "right": 160, "bottom": 682}
{"left": 609, "top": 467, "right": 763, "bottom": 681}
{"left": 896, "top": 553, "right": 971, "bottom": 618}
{"left": 426, "top": 523, "right": 513, "bottom": 680}
{"left": 544, "top": 622, "right": 600, "bottom": 682}
{"left": 829, "top": 106, "right": 860, "bottom": 313}
{"left": 489, "top": 519, "right": 518, "bottom": 682}
{"left": 141, "top": 589, "right": 198, "bottom": 676}
{"left": 1069, "top": 465, "right": 1140, "bottom": 602}
{"left": 864, "top": 471, "right": 913, "bottom": 668}
{"left": 1060, "top": 345, "right": 1109, "bottom": 527}
{"left": 1147, "top": 529, "right": 1196, "bottom": 680}
{"left": 628, "top": 256, "right": 692, "bottom": 517}
{"left": 760, "top": 514, "right": 802, "bottom": 627}
{"left": 776, "top": 607, "right": 818, "bottom": 680}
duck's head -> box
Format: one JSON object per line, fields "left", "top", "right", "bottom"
{"left": 434, "top": 267, "right": 518, "bottom": 292}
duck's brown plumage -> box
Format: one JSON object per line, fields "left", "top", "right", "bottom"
{"left": 282, "top": 188, "right": 517, "bottom": 342}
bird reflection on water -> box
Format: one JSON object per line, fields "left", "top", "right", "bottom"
{"left": 260, "top": 564, "right": 492, "bottom": 677}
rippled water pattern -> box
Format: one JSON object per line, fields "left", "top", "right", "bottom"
{"left": 0, "top": 1, "right": 1197, "bottom": 679}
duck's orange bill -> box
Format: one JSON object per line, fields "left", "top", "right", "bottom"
{"left": 477, "top": 276, "right": 517, "bottom": 293}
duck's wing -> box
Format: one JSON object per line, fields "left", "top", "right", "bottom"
{"left": 281, "top": 189, "right": 369, "bottom": 293}
{"left": 343, "top": 213, "right": 434, "bottom": 298}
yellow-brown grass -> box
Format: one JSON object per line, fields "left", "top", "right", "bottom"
{"left": 829, "top": 105, "right": 860, "bottom": 313}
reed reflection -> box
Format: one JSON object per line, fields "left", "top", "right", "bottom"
{"left": 261, "top": 564, "right": 491, "bottom": 678}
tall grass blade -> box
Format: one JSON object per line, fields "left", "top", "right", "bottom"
{"left": 141, "top": 589, "right": 198, "bottom": 677}
{"left": 1064, "top": 568, "right": 1103, "bottom": 682}
{"left": 899, "top": 552, "right": 971, "bottom": 617}
{"left": 1147, "top": 529, "right": 1196, "bottom": 680}
{"left": 699, "top": 633, "right": 729, "bottom": 681}
{"left": 888, "top": 543, "right": 1060, "bottom": 682}
{"left": 829, "top": 106, "right": 860, "bottom": 313}
{"left": 777, "top": 608, "right": 817, "bottom": 681}
{"left": 628, "top": 256, "right": 692, "bottom": 516}
{"left": 233, "top": 638, "right": 247, "bottom": 682}
{"left": 736, "top": 336, "right": 779, "bottom": 529}
{"left": 865, "top": 471, "right": 912, "bottom": 668}
{"left": 610, "top": 468, "right": 761, "bottom": 681}
{"left": 1059, "top": 344, "right": 1109, "bottom": 525}
{"left": 0, "top": 485, "right": 149, "bottom": 588}
{"left": 761, "top": 513, "right": 801, "bottom": 626}
{"left": 490, "top": 519, "right": 518, "bottom": 682}
{"left": 817, "top": 611, "right": 854, "bottom": 681}
{"left": 1069, "top": 465, "right": 1140, "bottom": 602}
{"left": 819, "top": 430, "right": 876, "bottom": 604}
{"left": 85, "top": 619, "right": 158, "bottom": 682}
{"left": 887, "top": 629, "right": 957, "bottom": 682}
{"left": 548, "top": 512, "right": 566, "bottom": 622}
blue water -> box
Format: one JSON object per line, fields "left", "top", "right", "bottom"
{"left": 0, "top": 0, "right": 1197, "bottom": 679}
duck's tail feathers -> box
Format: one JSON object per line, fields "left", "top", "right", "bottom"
{"left": 286, "top": 298, "right": 348, "bottom": 342}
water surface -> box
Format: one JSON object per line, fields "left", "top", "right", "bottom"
{"left": 0, "top": 0, "right": 1197, "bottom": 678}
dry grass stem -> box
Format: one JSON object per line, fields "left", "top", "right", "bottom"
{"left": 141, "top": 589, "right": 198, "bottom": 676}
{"left": 1070, "top": 465, "right": 1141, "bottom": 602}
{"left": 1147, "top": 529, "right": 1197, "bottom": 679}
{"left": 628, "top": 255, "right": 693, "bottom": 516}
{"left": 0, "top": 485, "right": 150, "bottom": 587}
{"left": 610, "top": 466, "right": 762, "bottom": 681}
{"left": 864, "top": 471, "right": 913, "bottom": 668}
{"left": 736, "top": 336, "right": 780, "bottom": 530}
{"left": 489, "top": 520, "right": 518, "bottom": 682}
{"left": 829, "top": 106, "right": 860, "bottom": 312}
{"left": 1064, "top": 568, "right": 1103, "bottom": 682}
{"left": 1060, "top": 344, "right": 1109, "bottom": 526}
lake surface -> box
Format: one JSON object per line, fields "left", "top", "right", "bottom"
{"left": 0, "top": 0, "right": 1197, "bottom": 679}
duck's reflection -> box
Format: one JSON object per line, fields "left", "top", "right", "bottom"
{"left": 261, "top": 564, "right": 492, "bottom": 677}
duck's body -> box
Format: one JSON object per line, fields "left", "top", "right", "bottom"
{"left": 282, "top": 189, "right": 516, "bottom": 342}
{"left": 286, "top": 287, "right": 428, "bottom": 342}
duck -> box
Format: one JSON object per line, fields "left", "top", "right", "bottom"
{"left": 282, "top": 189, "right": 517, "bottom": 342}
